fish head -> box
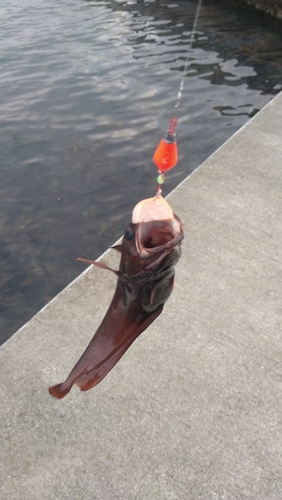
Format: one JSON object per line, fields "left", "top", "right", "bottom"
{"left": 121, "top": 196, "right": 184, "bottom": 278}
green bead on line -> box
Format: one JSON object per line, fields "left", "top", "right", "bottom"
{"left": 157, "top": 174, "right": 165, "bottom": 184}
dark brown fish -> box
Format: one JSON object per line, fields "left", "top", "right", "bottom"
{"left": 49, "top": 196, "right": 183, "bottom": 399}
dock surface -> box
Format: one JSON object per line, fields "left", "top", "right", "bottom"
{"left": 1, "top": 91, "right": 282, "bottom": 500}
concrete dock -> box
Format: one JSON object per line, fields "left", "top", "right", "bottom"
{"left": 1, "top": 91, "right": 282, "bottom": 500}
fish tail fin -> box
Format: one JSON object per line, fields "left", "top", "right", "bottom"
{"left": 49, "top": 383, "right": 71, "bottom": 399}
{"left": 75, "top": 304, "right": 163, "bottom": 393}
{"left": 49, "top": 301, "right": 163, "bottom": 398}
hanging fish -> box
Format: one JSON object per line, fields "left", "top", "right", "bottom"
{"left": 49, "top": 195, "right": 183, "bottom": 399}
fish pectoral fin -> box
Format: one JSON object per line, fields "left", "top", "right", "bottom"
{"left": 93, "top": 261, "right": 120, "bottom": 276}
{"left": 111, "top": 244, "right": 122, "bottom": 252}
{"left": 77, "top": 257, "right": 97, "bottom": 265}
{"left": 77, "top": 258, "right": 121, "bottom": 278}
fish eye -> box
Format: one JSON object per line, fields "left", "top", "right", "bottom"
{"left": 124, "top": 230, "right": 133, "bottom": 241}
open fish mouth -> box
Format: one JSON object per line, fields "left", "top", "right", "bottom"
{"left": 132, "top": 196, "right": 183, "bottom": 255}
{"left": 136, "top": 219, "right": 181, "bottom": 254}
{"left": 141, "top": 224, "right": 176, "bottom": 248}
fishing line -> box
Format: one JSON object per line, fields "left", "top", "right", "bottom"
{"left": 174, "top": 0, "right": 203, "bottom": 113}
{"left": 152, "top": 0, "right": 203, "bottom": 196}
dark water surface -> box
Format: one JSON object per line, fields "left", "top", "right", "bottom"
{"left": 1, "top": 0, "right": 282, "bottom": 344}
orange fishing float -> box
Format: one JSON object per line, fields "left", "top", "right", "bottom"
{"left": 153, "top": 117, "right": 178, "bottom": 174}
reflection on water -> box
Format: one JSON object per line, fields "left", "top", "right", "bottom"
{"left": 1, "top": 0, "right": 282, "bottom": 344}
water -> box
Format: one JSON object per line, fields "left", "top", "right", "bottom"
{"left": 1, "top": 0, "right": 282, "bottom": 345}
